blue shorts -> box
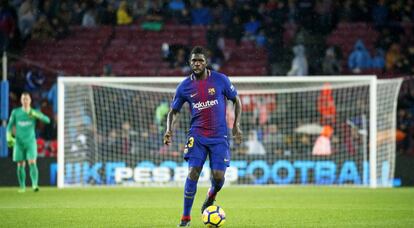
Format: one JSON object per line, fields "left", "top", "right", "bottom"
{"left": 183, "top": 135, "right": 230, "bottom": 171}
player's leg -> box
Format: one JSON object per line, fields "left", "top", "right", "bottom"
{"left": 201, "top": 169, "right": 226, "bottom": 213}
{"left": 201, "top": 139, "right": 230, "bottom": 213}
{"left": 16, "top": 161, "right": 26, "bottom": 192}
{"left": 28, "top": 159, "right": 39, "bottom": 192}
{"left": 179, "top": 136, "right": 207, "bottom": 227}
{"left": 209, "top": 169, "right": 226, "bottom": 198}
{"left": 13, "top": 144, "right": 27, "bottom": 192}
{"left": 179, "top": 165, "right": 203, "bottom": 227}
{"left": 27, "top": 142, "right": 39, "bottom": 191}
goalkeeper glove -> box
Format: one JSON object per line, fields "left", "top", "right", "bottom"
{"left": 28, "top": 109, "right": 41, "bottom": 119}
{"left": 6, "top": 132, "right": 15, "bottom": 148}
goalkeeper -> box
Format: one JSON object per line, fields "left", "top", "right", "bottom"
{"left": 7, "top": 92, "right": 50, "bottom": 192}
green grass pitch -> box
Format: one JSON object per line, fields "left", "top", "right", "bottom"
{"left": 1, "top": 186, "right": 413, "bottom": 227}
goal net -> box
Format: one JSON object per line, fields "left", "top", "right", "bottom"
{"left": 57, "top": 76, "right": 402, "bottom": 188}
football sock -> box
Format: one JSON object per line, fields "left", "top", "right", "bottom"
{"left": 183, "top": 178, "right": 197, "bottom": 217}
{"left": 29, "top": 163, "right": 39, "bottom": 188}
{"left": 181, "top": 215, "right": 191, "bottom": 221}
{"left": 17, "top": 166, "right": 26, "bottom": 189}
{"left": 208, "top": 178, "right": 225, "bottom": 198}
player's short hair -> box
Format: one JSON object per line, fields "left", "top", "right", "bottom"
{"left": 21, "top": 92, "right": 31, "bottom": 97}
{"left": 190, "top": 46, "right": 208, "bottom": 58}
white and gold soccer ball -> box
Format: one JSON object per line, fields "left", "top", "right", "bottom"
{"left": 202, "top": 205, "right": 226, "bottom": 227}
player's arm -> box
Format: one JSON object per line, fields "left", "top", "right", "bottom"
{"left": 163, "top": 109, "right": 179, "bottom": 145}
{"left": 29, "top": 109, "right": 51, "bottom": 124}
{"left": 164, "top": 84, "right": 185, "bottom": 145}
{"left": 6, "top": 110, "right": 16, "bottom": 147}
{"left": 231, "top": 95, "right": 243, "bottom": 144}
{"left": 223, "top": 75, "right": 242, "bottom": 144}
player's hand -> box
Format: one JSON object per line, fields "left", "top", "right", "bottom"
{"left": 6, "top": 132, "right": 15, "bottom": 148}
{"left": 163, "top": 130, "right": 172, "bottom": 145}
{"left": 232, "top": 125, "right": 243, "bottom": 145}
{"left": 28, "top": 109, "right": 41, "bottom": 119}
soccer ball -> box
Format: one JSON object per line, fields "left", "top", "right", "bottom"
{"left": 202, "top": 205, "right": 226, "bottom": 227}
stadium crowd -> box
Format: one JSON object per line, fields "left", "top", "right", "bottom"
{"left": 2, "top": 0, "right": 414, "bottom": 157}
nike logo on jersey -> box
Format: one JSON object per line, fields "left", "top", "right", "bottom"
{"left": 190, "top": 93, "right": 198, "bottom": 98}
{"left": 224, "top": 158, "right": 230, "bottom": 162}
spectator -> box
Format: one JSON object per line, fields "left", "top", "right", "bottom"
{"left": 103, "top": 128, "right": 121, "bottom": 155}
{"left": 141, "top": 1, "right": 164, "bottom": 31}
{"left": 207, "top": 47, "right": 225, "bottom": 71}
{"left": 39, "top": 100, "right": 56, "bottom": 140}
{"left": 168, "top": 0, "right": 185, "bottom": 18}
{"left": 100, "top": 2, "right": 116, "bottom": 25}
{"left": 31, "top": 14, "right": 53, "bottom": 40}
{"left": 131, "top": 0, "right": 149, "bottom": 19}
{"left": 17, "top": 0, "right": 35, "bottom": 39}
{"left": 176, "top": 8, "right": 191, "bottom": 25}
{"left": 47, "top": 81, "right": 57, "bottom": 115}
{"left": 287, "top": 44, "right": 308, "bottom": 76}
{"left": 312, "top": 125, "right": 333, "bottom": 156}
{"left": 220, "top": 0, "right": 237, "bottom": 26}
{"left": 120, "top": 121, "right": 138, "bottom": 154}
{"left": 154, "top": 100, "right": 169, "bottom": 132}
{"left": 206, "top": 21, "right": 221, "bottom": 52}
{"left": 348, "top": 39, "right": 371, "bottom": 73}
{"left": 0, "top": 1, "right": 16, "bottom": 51}
{"left": 50, "top": 16, "right": 69, "bottom": 40}
{"left": 385, "top": 43, "right": 401, "bottom": 71}
{"left": 82, "top": 7, "right": 97, "bottom": 27}
{"left": 339, "top": 0, "right": 355, "bottom": 22}
{"left": 286, "top": 0, "right": 299, "bottom": 24}
{"left": 255, "top": 29, "right": 267, "bottom": 47}
{"left": 371, "top": 48, "right": 385, "bottom": 69}
{"left": 263, "top": 124, "right": 284, "bottom": 155}
{"left": 322, "top": 46, "right": 341, "bottom": 75}
{"left": 191, "top": 1, "right": 211, "bottom": 26}
{"left": 102, "top": 64, "right": 115, "bottom": 77}
{"left": 70, "top": 1, "right": 86, "bottom": 25}
{"left": 317, "top": 83, "right": 336, "bottom": 126}
{"left": 70, "top": 123, "right": 88, "bottom": 159}
{"left": 172, "top": 47, "right": 189, "bottom": 71}
{"left": 225, "top": 15, "right": 243, "bottom": 45}
{"left": 243, "top": 130, "right": 266, "bottom": 155}
{"left": 315, "top": 0, "right": 334, "bottom": 33}
{"left": 243, "top": 15, "right": 261, "bottom": 40}
{"left": 372, "top": 0, "right": 388, "bottom": 28}
{"left": 266, "top": 13, "right": 285, "bottom": 75}
{"left": 58, "top": 1, "right": 72, "bottom": 27}
{"left": 117, "top": 1, "right": 133, "bottom": 25}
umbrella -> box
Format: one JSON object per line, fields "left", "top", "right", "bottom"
{"left": 294, "top": 123, "right": 324, "bottom": 135}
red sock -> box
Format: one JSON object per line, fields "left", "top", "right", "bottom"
{"left": 181, "top": 215, "right": 191, "bottom": 221}
{"left": 208, "top": 188, "right": 217, "bottom": 199}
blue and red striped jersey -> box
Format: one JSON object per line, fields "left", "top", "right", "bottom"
{"left": 171, "top": 70, "right": 237, "bottom": 137}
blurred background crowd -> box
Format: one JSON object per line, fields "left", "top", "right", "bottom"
{"left": 1, "top": 0, "right": 414, "bottom": 158}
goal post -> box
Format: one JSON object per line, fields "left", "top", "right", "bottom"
{"left": 57, "top": 76, "right": 402, "bottom": 188}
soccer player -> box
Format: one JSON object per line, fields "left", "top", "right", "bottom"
{"left": 163, "top": 46, "right": 243, "bottom": 227}
{"left": 6, "top": 92, "right": 50, "bottom": 192}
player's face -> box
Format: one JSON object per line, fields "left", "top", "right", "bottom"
{"left": 21, "top": 94, "right": 31, "bottom": 107}
{"left": 190, "top": 54, "right": 207, "bottom": 75}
